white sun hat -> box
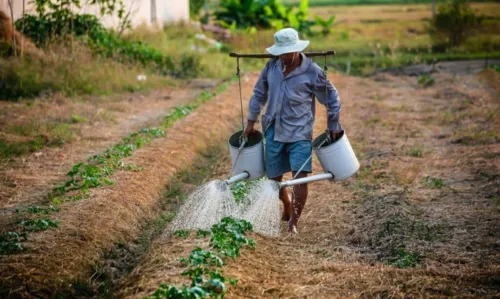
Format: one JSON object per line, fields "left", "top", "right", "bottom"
{"left": 266, "top": 28, "right": 310, "bottom": 56}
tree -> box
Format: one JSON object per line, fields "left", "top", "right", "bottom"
{"left": 429, "top": 0, "right": 483, "bottom": 47}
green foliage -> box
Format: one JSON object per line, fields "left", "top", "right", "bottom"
{"left": 17, "top": 218, "right": 60, "bottom": 232}
{"left": 52, "top": 127, "right": 165, "bottom": 199}
{"left": 16, "top": 205, "right": 59, "bottom": 214}
{"left": 314, "top": 15, "right": 335, "bottom": 35}
{"left": 0, "top": 136, "right": 46, "bottom": 158}
{"left": 0, "top": 232, "right": 27, "bottom": 254}
{"left": 429, "top": 0, "right": 484, "bottom": 47}
{"left": 214, "top": 0, "right": 315, "bottom": 34}
{"left": 16, "top": 11, "right": 203, "bottom": 79}
{"left": 407, "top": 145, "right": 424, "bottom": 157}
{"left": 389, "top": 249, "right": 421, "bottom": 268}
{"left": 190, "top": 0, "right": 206, "bottom": 18}
{"left": 174, "top": 230, "right": 191, "bottom": 238}
{"left": 196, "top": 229, "right": 211, "bottom": 237}
{"left": 417, "top": 73, "right": 435, "bottom": 87}
{"left": 163, "top": 91, "right": 216, "bottom": 128}
{"left": 422, "top": 176, "right": 446, "bottom": 189}
{"left": 230, "top": 181, "right": 255, "bottom": 203}
{"left": 147, "top": 217, "right": 254, "bottom": 298}
{"left": 71, "top": 114, "right": 88, "bottom": 123}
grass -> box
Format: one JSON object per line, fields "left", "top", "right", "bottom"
{"left": 0, "top": 42, "right": 175, "bottom": 101}
{"left": 285, "top": 0, "right": 496, "bottom": 7}
{"left": 389, "top": 249, "right": 421, "bottom": 268}
{"left": 407, "top": 145, "right": 424, "bottom": 157}
{"left": 422, "top": 176, "right": 445, "bottom": 189}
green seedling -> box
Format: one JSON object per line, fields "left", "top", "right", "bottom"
{"left": 422, "top": 176, "right": 446, "bottom": 189}
{"left": 174, "top": 230, "right": 190, "bottom": 238}
{"left": 17, "top": 218, "right": 60, "bottom": 232}
{"left": 16, "top": 205, "right": 58, "bottom": 214}
{"left": 390, "top": 249, "right": 421, "bottom": 268}
{"left": 0, "top": 232, "right": 27, "bottom": 254}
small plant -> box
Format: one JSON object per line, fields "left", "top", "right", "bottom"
{"left": 51, "top": 127, "right": 165, "bottom": 199}
{"left": 230, "top": 181, "right": 253, "bottom": 203}
{"left": 422, "top": 176, "right": 446, "bottom": 189}
{"left": 16, "top": 205, "right": 58, "bottom": 214}
{"left": 71, "top": 114, "right": 88, "bottom": 123}
{"left": 314, "top": 15, "right": 335, "bottom": 36}
{"left": 147, "top": 217, "right": 254, "bottom": 298}
{"left": 487, "top": 195, "right": 500, "bottom": 206}
{"left": 390, "top": 249, "right": 421, "bottom": 268}
{"left": 17, "top": 218, "right": 60, "bottom": 232}
{"left": 0, "top": 232, "right": 27, "bottom": 254}
{"left": 196, "top": 229, "right": 211, "bottom": 237}
{"left": 174, "top": 230, "right": 190, "bottom": 238}
{"left": 417, "top": 73, "right": 435, "bottom": 87}
{"left": 407, "top": 145, "right": 424, "bottom": 157}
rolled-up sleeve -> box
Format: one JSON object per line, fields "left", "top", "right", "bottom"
{"left": 313, "top": 70, "right": 342, "bottom": 131}
{"left": 248, "top": 64, "right": 269, "bottom": 122}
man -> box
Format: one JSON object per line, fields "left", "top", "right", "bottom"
{"left": 244, "top": 28, "right": 342, "bottom": 234}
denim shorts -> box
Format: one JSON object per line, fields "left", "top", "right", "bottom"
{"left": 265, "top": 124, "right": 312, "bottom": 179}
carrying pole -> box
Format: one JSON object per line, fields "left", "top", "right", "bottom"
{"left": 229, "top": 51, "right": 336, "bottom": 59}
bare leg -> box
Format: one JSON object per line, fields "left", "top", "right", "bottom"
{"left": 288, "top": 171, "right": 308, "bottom": 233}
{"left": 270, "top": 175, "right": 292, "bottom": 221}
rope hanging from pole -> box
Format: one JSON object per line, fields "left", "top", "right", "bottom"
{"left": 236, "top": 57, "right": 245, "bottom": 131}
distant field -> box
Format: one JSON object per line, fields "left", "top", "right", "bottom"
{"left": 309, "top": 2, "right": 500, "bottom": 22}
{"left": 284, "top": 0, "right": 496, "bottom": 7}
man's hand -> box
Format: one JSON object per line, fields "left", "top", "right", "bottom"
{"left": 244, "top": 120, "right": 256, "bottom": 137}
{"left": 330, "top": 130, "right": 343, "bottom": 142}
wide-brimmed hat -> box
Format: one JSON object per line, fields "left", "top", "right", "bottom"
{"left": 266, "top": 28, "right": 309, "bottom": 56}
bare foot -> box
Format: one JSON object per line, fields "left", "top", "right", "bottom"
{"left": 287, "top": 218, "right": 298, "bottom": 234}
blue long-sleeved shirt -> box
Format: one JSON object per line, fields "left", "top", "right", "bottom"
{"left": 248, "top": 53, "right": 341, "bottom": 143}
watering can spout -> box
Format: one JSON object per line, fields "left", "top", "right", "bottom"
{"left": 225, "top": 171, "right": 250, "bottom": 185}
{"left": 279, "top": 173, "right": 334, "bottom": 188}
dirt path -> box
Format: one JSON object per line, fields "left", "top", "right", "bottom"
{"left": 119, "top": 72, "right": 500, "bottom": 298}
{"left": 0, "top": 85, "right": 209, "bottom": 210}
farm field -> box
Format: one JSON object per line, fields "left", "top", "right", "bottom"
{"left": 1, "top": 1, "right": 500, "bottom": 298}
{"left": 1, "top": 68, "right": 499, "bottom": 297}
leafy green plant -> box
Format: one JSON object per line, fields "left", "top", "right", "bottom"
{"left": 429, "top": 0, "right": 484, "bottom": 47}
{"left": 174, "top": 230, "right": 191, "bottom": 238}
{"left": 52, "top": 127, "right": 165, "bottom": 199}
{"left": 196, "top": 229, "right": 211, "bottom": 237}
{"left": 147, "top": 217, "right": 254, "bottom": 298}
{"left": 16, "top": 205, "right": 59, "bottom": 214}
{"left": 407, "top": 145, "right": 424, "bottom": 157}
{"left": 190, "top": 0, "right": 206, "bottom": 19}
{"left": 17, "top": 218, "right": 60, "bottom": 232}
{"left": 214, "top": 0, "right": 315, "bottom": 34}
{"left": 422, "top": 176, "right": 446, "bottom": 189}
{"left": 417, "top": 73, "right": 435, "bottom": 87}
{"left": 314, "top": 15, "right": 335, "bottom": 35}
{"left": 230, "top": 181, "right": 254, "bottom": 203}
{"left": 0, "top": 232, "right": 27, "bottom": 254}
{"left": 71, "top": 114, "right": 88, "bottom": 123}
{"left": 389, "top": 249, "right": 421, "bottom": 268}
